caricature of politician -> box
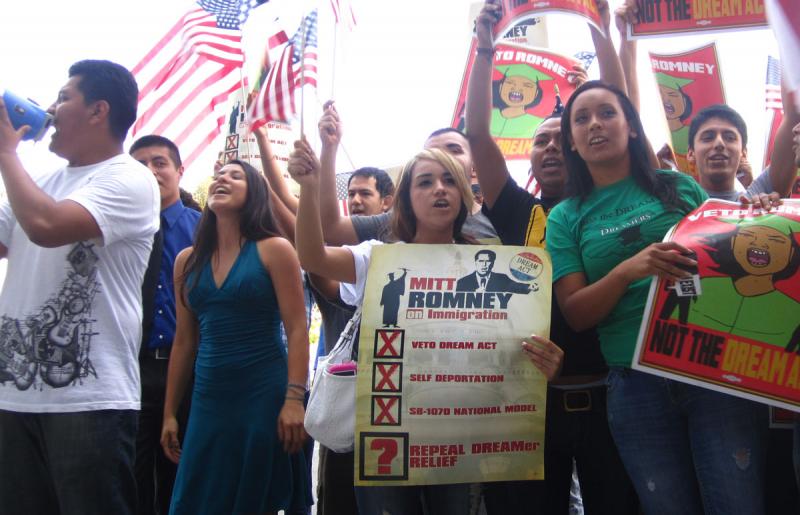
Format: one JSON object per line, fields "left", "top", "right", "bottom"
{"left": 664, "top": 216, "right": 800, "bottom": 353}
{"left": 456, "top": 250, "right": 531, "bottom": 294}
{"left": 491, "top": 64, "right": 553, "bottom": 139}
{"left": 655, "top": 72, "right": 694, "bottom": 156}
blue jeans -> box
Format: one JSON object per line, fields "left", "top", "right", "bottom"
{"left": 0, "top": 409, "right": 138, "bottom": 515}
{"left": 606, "top": 368, "right": 767, "bottom": 515}
{"left": 354, "top": 483, "right": 469, "bottom": 515}
{"left": 795, "top": 418, "right": 800, "bottom": 492}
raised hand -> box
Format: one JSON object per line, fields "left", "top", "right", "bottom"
{"left": 318, "top": 100, "right": 342, "bottom": 148}
{"left": 287, "top": 137, "right": 320, "bottom": 186}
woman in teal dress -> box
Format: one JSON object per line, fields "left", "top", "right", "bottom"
{"left": 161, "top": 159, "right": 311, "bottom": 514}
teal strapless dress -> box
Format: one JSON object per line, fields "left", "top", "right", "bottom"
{"left": 169, "top": 240, "right": 311, "bottom": 515}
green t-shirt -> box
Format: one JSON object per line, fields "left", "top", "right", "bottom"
{"left": 546, "top": 170, "right": 707, "bottom": 366}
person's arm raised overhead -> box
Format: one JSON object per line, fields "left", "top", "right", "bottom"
{"left": 316, "top": 101, "right": 359, "bottom": 245}
{"left": 465, "top": 0, "right": 510, "bottom": 209}
{"left": 768, "top": 80, "right": 800, "bottom": 197}
{"left": 255, "top": 124, "right": 299, "bottom": 214}
{"left": 291, "top": 137, "right": 357, "bottom": 284}
{"left": 614, "top": 0, "right": 640, "bottom": 110}
{"left": 592, "top": 0, "right": 626, "bottom": 94}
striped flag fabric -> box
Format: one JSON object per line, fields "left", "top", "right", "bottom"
{"left": 763, "top": 56, "right": 784, "bottom": 170}
{"left": 248, "top": 9, "right": 318, "bottom": 128}
{"left": 131, "top": 0, "right": 270, "bottom": 169}
{"left": 766, "top": 0, "right": 800, "bottom": 111}
{"left": 335, "top": 171, "right": 353, "bottom": 217}
{"left": 293, "top": 10, "right": 319, "bottom": 89}
{"left": 765, "top": 55, "right": 782, "bottom": 111}
{"left": 330, "top": 0, "right": 356, "bottom": 31}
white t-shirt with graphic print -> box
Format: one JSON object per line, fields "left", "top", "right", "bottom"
{"left": 0, "top": 153, "right": 159, "bottom": 413}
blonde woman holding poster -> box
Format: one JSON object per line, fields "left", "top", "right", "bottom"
{"left": 291, "top": 140, "right": 563, "bottom": 515}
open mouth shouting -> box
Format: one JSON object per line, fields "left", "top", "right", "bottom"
{"left": 540, "top": 157, "right": 562, "bottom": 171}
{"left": 508, "top": 90, "right": 524, "bottom": 103}
{"left": 746, "top": 247, "right": 770, "bottom": 267}
{"left": 663, "top": 101, "right": 675, "bottom": 115}
{"left": 588, "top": 136, "right": 608, "bottom": 147}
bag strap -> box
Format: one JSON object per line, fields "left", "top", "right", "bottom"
{"left": 327, "top": 306, "right": 362, "bottom": 363}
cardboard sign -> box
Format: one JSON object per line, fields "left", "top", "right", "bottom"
{"left": 355, "top": 244, "right": 551, "bottom": 485}
{"left": 451, "top": 41, "right": 578, "bottom": 161}
{"left": 634, "top": 199, "right": 800, "bottom": 412}
{"left": 649, "top": 43, "right": 726, "bottom": 177}
{"left": 629, "top": 0, "right": 767, "bottom": 38}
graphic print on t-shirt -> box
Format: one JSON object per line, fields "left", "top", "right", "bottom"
{"left": 582, "top": 198, "right": 664, "bottom": 259}
{"left": 0, "top": 242, "right": 99, "bottom": 390}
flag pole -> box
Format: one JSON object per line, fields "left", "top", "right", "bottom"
{"left": 331, "top": 22, "right": 338, "bottom": 99}
{"left": 299, "top": 11, "right": 308, "bottom": 139}
{"left": 238, "top": 67, "right": 254, "bottom": 167}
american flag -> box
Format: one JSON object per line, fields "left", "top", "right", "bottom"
{"left": 766, "top": 0, "right": 800, "bottom": 111}
{"left": 765, "top": 56, "right": 783, "bottom": 111}
{"left": 132, "top": 0, "right": 270, "bottom": 169}
{"left": 335, "top": 171, "right": 353, "bottom": 216}
{"left": 330, "top": 0, "right": 357, "bottom": 31}
{"left": 763, "top": 56, "right": 784, "bottom": 170}
{"left": 293, "top": 10, "right": 319, "bottom": 89}
{"left": 248, "top": 10, "right": 318, "bottom": 128}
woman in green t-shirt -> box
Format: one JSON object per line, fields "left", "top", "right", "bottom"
{"left": 546, "top": 81, "right": 767, "bottom": 515}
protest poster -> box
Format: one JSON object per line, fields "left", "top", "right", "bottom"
{"left": 354, "top": 244, "right": 551, "bottom": 486}
{"left": 451, "top": 42, "right": 578, "bottom": 161}
{"left": 628, "top": 0, "right": 767, "bottom": 38}
{"left": 649, "top": 43, "right": 726, "bottom": 177}
{"left": 633, "top": 199, "right": 800, "bottom": 412}
{"left": 491, "top": 0, "right": 603, "bottom": 40}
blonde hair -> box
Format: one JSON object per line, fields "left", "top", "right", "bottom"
{"left": 390, "top": 148, "right": 475, "bottom": 243}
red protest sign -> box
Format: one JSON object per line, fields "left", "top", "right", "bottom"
{"left": 451, "top": 40, "right": 578, "bottom": 161}
{"left": 492, "top": 0, "right": 603, "bottom": 40}
{"left": 649, "top": 43, "right": 726, "bottom": 177}
{"left": 629, "top": 0, "right": 767, "bottom": 38}
{"left": 634, "top": 199, "right": 800, "bottom": 411}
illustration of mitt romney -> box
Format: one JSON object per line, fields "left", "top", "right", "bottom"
{"left": 456, "top": 250, "right": 531, "bottom": 294}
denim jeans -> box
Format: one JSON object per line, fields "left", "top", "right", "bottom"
{"left": 483, "top": 384, "right": 638, "bottom": 515}
{"left": 354, "top": 483, "right": 470, "bottom": 515}
{"left": 0, "top": 409, "right": 138, "bottom": 515}
{"left": 605, "top": 368, "right": 767, "bottom": 515}
{"left": 795, "top": 419, "right": 800, "bottom": 492}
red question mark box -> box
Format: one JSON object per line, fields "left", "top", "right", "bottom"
{"left": 359, "top": 432, "right": 409, "bottom": 481}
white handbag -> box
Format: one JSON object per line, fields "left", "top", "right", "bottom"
{"left": 304, "top": 308, "right": 361, "bottom": 453}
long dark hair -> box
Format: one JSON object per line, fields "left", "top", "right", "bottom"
{"left": 560, "top": 81, "right": 685, "bottom": 212}
{"left": 391, "top": 149, "right": 474, "bottom": 244}
{"left": 182, "top": 159, "right": 282, "bottom": 297}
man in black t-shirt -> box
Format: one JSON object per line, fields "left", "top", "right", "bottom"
{"left": 464, "top": 2, "right": 638, "bottom": 513}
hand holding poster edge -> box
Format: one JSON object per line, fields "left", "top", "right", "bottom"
{"left": 490, "top": 0, "right": 604, "bottom": 43}
{"left": 632, "top": 198, "right": 800, "bottom": 413}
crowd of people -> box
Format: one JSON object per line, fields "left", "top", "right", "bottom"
{"left": 0, "top": 1, "right": 799, "bottom": 514}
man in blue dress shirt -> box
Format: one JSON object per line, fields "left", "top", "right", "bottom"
{"left": 130, "top": 135, "right": 201, "bottom": 515}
